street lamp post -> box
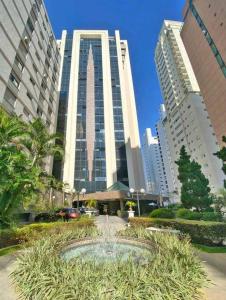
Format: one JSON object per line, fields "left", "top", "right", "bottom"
{"left": 129, "top": 188, "right": 145, "bottom": 217}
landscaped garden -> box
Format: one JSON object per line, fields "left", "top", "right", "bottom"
{"left": 10, "top": 223, "right": 207, "bottom": 300}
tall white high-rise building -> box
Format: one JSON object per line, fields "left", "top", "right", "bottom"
{"left": 0, "top": 0, "right": 60, "bottom": 173}
{"left": 156, "top": 104, "right": 178, "bottom": 200}
{"left": 142, "top": 128, "right": 168, "bottom": 196}
{"left": 0, "top": 0, "right": 60, "bottom": 128}
{"left": 53, "top": 30, "right": 144, "bottom": 193}
{"left": 155, "top": 20, "right": 224, "bottom": 193}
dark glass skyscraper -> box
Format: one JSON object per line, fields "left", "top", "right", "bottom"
{"left": 55, "top": 30, "right": 144, "bottom": 193}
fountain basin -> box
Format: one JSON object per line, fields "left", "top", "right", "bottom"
{"left": 61, "top": 238, "right": 153, "bottom": 263}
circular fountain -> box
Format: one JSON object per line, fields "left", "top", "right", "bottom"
{"left": 61, "top": 238, "right": 152, "bottom": 263}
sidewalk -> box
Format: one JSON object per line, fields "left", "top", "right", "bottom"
{"left": 0, "top": 253, "right": 18, "bottom": 300}
{"left": 198, "top": 252, "right": 226, "bottom": 300}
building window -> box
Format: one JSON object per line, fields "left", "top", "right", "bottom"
{"left": 35, "top": 51, "right": 41, "bottom": 62}
{"left": 4, "top": 88, "right": 16, "bottom": 108}
{"left": 9, "top": 72, "right": 20, "bottom": 88}
{"left": 23, "top": 107, "right": 30, "bottom": 117}
{"left": 27, "top": 17, "right": 34, "bottom": 33}
{"left": 30, "top": 77, "right": 35, "bottom": 86}
{"left": 33, "top": 64, "right": 38, "bottom": 73}
{"left": 38, "top": 40, "right": 43, "bottom": 50}
{"left": 40, "top": 30, "right": 45, "bottom": 40}
{"left": 37, "top": 106, "right": 42, "bottom": 116}
{"left": 27, "top": 91, "right": 32, "bottom": 100}
{"left": 15, "top": 55, "right": 24, "bottom": 71}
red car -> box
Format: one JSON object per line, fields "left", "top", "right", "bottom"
{"left": 56, "top": 208, "right": 80, "bottom": 220}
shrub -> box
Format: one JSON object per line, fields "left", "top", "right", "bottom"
{"left": 0, "top": 217, "right": 95, "bottom": 248}
{"left": 129, "top": 217, "right": 226, "bottom": 246}
{"left": 201, "top": 212, "right": 222, "bottom": 222}
{"left": 150, "top": 208, "right": 175, "bottom": 219}
{"left": 12, "top": 227, "right": 207, "bottom": 300}
{"left": 176, "top": 209, "right": 203, "bottom": 220}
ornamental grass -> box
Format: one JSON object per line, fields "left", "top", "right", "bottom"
{"left": 12, "top": 227, "right": 207, "bottom": 300}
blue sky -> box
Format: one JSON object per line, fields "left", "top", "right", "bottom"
{"left": 45, "top": 0, "right": 185, "bottom": 135}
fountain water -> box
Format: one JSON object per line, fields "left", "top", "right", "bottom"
{"left": 62, "top": 215, "right": 152, "bottom": 263}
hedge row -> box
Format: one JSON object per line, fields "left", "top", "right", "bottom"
{"left": 0, "top": 217, "right": 95, "bottom": 248}
{"left": 129, "top": 217, "right": 226, "bottom": 246}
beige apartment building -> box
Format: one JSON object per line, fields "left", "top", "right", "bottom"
{"left": 181, "top": 0, "right": 226, "bottom": 146}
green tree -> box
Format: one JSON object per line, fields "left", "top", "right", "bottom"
{"left": 85, "top": 199, "right": 97, "bottom": 209}
{"left": 176, "top": 146, "right": 213, "bottom": 211}
{"left": 0, "top": 145, "right": 42, "bottom": 226}
{"left": 0, "top": 109, "right": 63, "bottom": 226}
{"left": 214, "top": 136, "right": 226, "bottom": 188}
{"left": 0, "top": 108, "right": 26, "bottom": 147}
{"left": 214, "top": 189, "right": 226, "bottom": 216}
{"left": 126, "top": 201, "right": 136, "bottom": 211}
{"left": 23, "top": 118, "right": 63, "bottom": 168}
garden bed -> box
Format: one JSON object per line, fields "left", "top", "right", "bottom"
{"left": 12, "top": 226, "right": 207, "bottom": 300}
{"left": 0, "top": 217, "right": 95, "bottom": 249}
{"left": 129, "top": 217, "right": 226, "bottom": 246}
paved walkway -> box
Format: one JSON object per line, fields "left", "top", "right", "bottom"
{"left": 0, "top": 253, "right": 18, "bottom": 300}
{"left": 95, "top": 215, "right": 127, "bottom": 236}
{"left": 198, "top": 252, "right": 226, "bottom": 300}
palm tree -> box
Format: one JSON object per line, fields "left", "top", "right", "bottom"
{"left": 0, "top": 108, "right": 26, "bottom": 148}
{"left": 23, "top": 118, "right": 63, "bottom": 167}
{"left": 85, "top": 199, "right": 97, "bottom": 209}
{"left": 126, "top": 201, "right": 136, "bottom": 211}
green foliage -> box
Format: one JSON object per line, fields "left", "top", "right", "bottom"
{"left": 129, "top": 217, "right": 226, "bottom": 246}
{"left": 22, "top": 118, "right": 63, "bottom": 168}
{"left": 12, "top": 227, "right": 207, "bottom": 300}
{"left": 193, "top": 244, "right": 226, "bottom": 253}
{"left": 0, "top": 146, "right": 42, "bottom": 226}
{"left": 125, "top": 201, "right": 136, "bottom": 210}
{"left": 0, "top": 244, "right": 22, "bottom": 256}
{"left": 0, "top": 217, "right": 95, "bottom": 248}
{"left": 150, "top": 208, "right": 175, "bottom": 219}
{"left": 0, "top": 109, "right": 64, "bottom": 226}
{"left": 167, "top": 203, "right": 182, "bottom": 210}
{"left": 214, "top": 188, "right": 226, "bottom": 216}
{"left": 176, "top": 146, "right": 213, "bottom": 211}
{"left": 201, "top": 212, "right": 222, "bottom": 222}
{"left": 176, "top": 208, "right": 202, "bottom": 220}
{"left": 176, "top": 209, "right": 222, "bottom": 221}
{"left": 214, "top": 136, "right": 226, "bottom": 188}
{"left": 85, "top": 198, "right": 97, "bottom": 208}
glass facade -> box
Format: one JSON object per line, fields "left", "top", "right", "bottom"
{"left": 109, "top": 39, "right": 129, "bottom": 186}
{"left": 74, "top": 38, "right": 106, "bottom": 192}
{"left": 53, "top": 34, "right": 73, "bottom": 179}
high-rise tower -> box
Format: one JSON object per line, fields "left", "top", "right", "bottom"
{"left": 181, "top": 0, "right": 226, "bottom": 146}
{"left": 54, "top": 30, "right": 144, "bottom": 193}
{"left": 155, "top": 20, "right": 224, "bottom": 193}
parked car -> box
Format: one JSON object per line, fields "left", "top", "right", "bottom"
{"left": 84, "top": 207, "right": 99, "bottom": 216}
{"left": 56, "top": 208, "right": 80, "bottom": 220}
